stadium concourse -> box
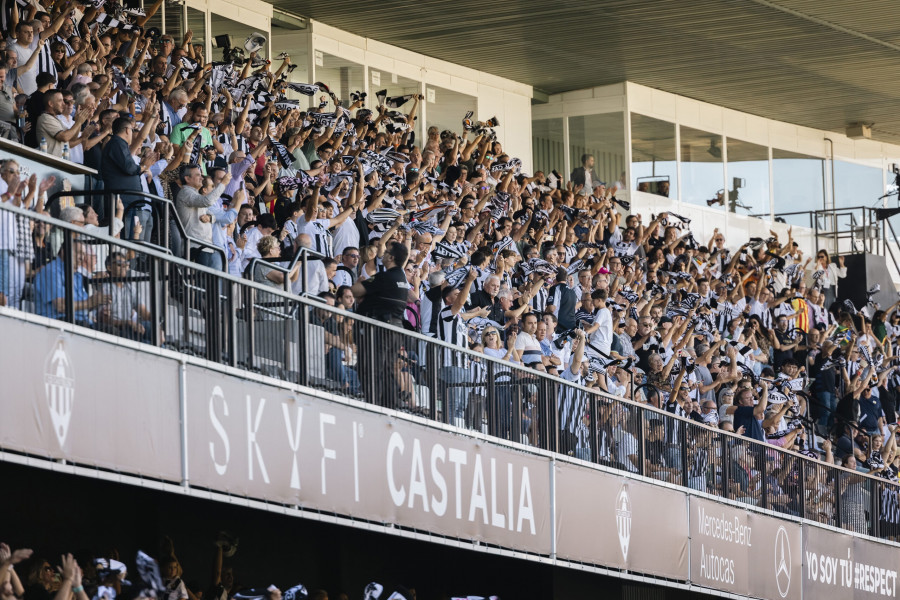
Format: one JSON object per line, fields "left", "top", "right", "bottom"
{"left": 2, "top": 0, "right": 900, "bottom": 598}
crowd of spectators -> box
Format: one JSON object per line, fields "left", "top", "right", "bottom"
{"left": 2, "top": 0, "right": 900, "bottom": 533}
{"left": 0, "top": 537, "right": 436, "bottom": 600}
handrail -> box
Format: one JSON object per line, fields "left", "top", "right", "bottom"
{"left": 244, "top": 247, "right": 327, "bottom": 294}
{"left": 2, "top": 199, "right": 899, "bottom": 539}
{"left": 47, "top": 188, "right": 227, "bottom": 271}
{"left": 0, "top": 137, "right": 98, "bottom": 176}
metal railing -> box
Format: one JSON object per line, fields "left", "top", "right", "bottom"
{"left": 3, "top": 201, "right": 900, "bottom": 541}
{"left": 244, "top": 246, "right": 327, "bottom": 296}
{"left": 0, "top": 137, "right": 98, "bottom": 180}
{"left": 764, "top": 205, "right": 890, "bottom": 255}
{"left": 46, "top": 188, "right": 227, "bottom": 270}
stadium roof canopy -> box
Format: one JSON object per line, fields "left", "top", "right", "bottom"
{"left": 276, "top": 0, "right": 900, "bottom": 145}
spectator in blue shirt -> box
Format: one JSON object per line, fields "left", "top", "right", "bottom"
{"left": 725, "top": 381, "right": 769, "bottom": 442}
{"left": 33, "top": 240, "right": 109, "bottom": 325}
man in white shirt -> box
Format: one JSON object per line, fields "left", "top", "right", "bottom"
{"left": 12, "top": 22, "right": 41, "bottom": 95}
{"left": 293, "top": 233, "right": 329, "bottom": 295}
{"left": 586, "top": 288, "right": 613, "bottom": 359}
{"left": 175, "top": 164, "right": 231, "bottom": 270}
{"left": 36, "top": 90, "right": 91, "bottom": 157}
{"left": 514, "top": 312, "right": 544, "bottom": 370}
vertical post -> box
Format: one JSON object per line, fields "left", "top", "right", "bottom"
{"left": 247, "top": 290, "right": 257, "bottom": 371}
{"left": 485, "top": 360, "right": 497, "bottom": 438}
{"left": 62, "top": 229, "right": 74, "bottom": 323}
{"left": 798, "top": 457, "right": 807, "bottom": 520}
{"left": 834, "top": 470, "right": 843, "bottom": 529}
{"left": 301, "top": 249, "right": 308, "bottom": 295}
{"left": 149, "top": 256, "right": 160, "bottom": 346}
{"left": 870, "top": 478, "right": 880, "bottom": 538}
{"left": 637, "top": 405, "right": 646, "bottom": 477}
{"left": 181, "top": 264, "right": 190, "bottom": 351}
{"left": 548, "top": 378, "right": 559, "bottom": 455}
{"left": 679, "top": 419, "right": 687, "bottom": 487}
{"left": 759, "top": 441, "right": 768, "bottom": 510}
{"left": 283, "top": 276, "right": 292, "bottom": 379}
{"left": 588, "top": 394, "right": 598, "bottom": 463}
{"left": 297, "top": 299, "right": 310, "bottom": 387}
{"left": 511, "top": 379, "right": 522, "bottom": 444}
{"left": 163, "top": 201, "right": 170, "bottom": 255}
{"left": 426, "top": 343, "right": 439, "bottom": 422}
{"left": 721, "top": 431, "right": 729, "bottom": 498}
{"left": 228, "top": 281, "right": 238, "bottom": 368}
{"left": 107, "top": 193, "right": 116, "bottom": 238}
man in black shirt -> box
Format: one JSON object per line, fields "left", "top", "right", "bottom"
{"left": 352, "top": 242, "right": 411, "bottom": 408}
{"left": 468, "top": 274, "right": 505, "bottom": 326}
{"left": 353, "top": 241, "right": 410, "bottom": 325}
{"left": 547, "top": 267, "right": 577, "bottom": 332}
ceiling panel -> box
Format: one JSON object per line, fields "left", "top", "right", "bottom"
{"left": 273, "top": 0, "right": 900, "bottom": 144}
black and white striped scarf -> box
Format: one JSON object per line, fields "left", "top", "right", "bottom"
{"left": 275, "top": 172, "right": 317, "bottom": 191}
{"left": 284, "top": 82, "right": 319, "bottom": 96}
{"left": 36, "top": 41, "right": 57, "bottom": 82}
{"left": 94, "top": 11, "right": 137, "bottom": 31}
{"left": 269, "top": 136, "right": 293, "bottom": 168}
{"left": 189, "top": 132, "right": 203, "bottom": 165}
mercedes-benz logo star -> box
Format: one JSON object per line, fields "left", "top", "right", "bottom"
{"left": 775, "top": 525, "right": 792, "bottom": 598}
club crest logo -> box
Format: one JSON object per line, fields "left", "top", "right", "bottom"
{"left": 44, "top": 337, "right": 75, "bottom": 448}
{"left": 616, "top": 486, "right": 632, "bottom": 561}
{"left": 775, "top": 525, "right": 792, "bottom": 598}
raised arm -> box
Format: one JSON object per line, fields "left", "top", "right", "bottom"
{"left": 753, "top": 381, "right": 769, "bottom": 419}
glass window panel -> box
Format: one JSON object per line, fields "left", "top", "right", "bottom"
{"left": 532, "top": 118, "right": 564, "bottom": 176}
{"left": 425, "top": 85, "right": 476, "bottom": 141}
{"left": 680, "top": 125, "right": 724, "bottom": 209}
{"left": 271, "top": 31, "right": 311, "bottom": 105}
{"left": 631, "top": 113, "right": 676, "bottom": 199}
{"left": 315, "top": 52, "right": 365, "bottom": 110}
{"left": 164, "top": 3, "right": 184, "bottom": 41}
{"left": 726, "top": 138, "right": 769, "bottom": 217}
{"left": 568, "top": 112, "right": 626, "bottom": 194}
{"left": 772, "top": 149, "right": 824, "bottom": 223}
{"left": 834, "top": 160, "right": 884, "bottom": 209}
{"left": 186, "top": 7, "right": 206, "bottom": 63}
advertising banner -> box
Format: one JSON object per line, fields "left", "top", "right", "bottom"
{"left": 6, "top": 313, "right": 900, "bottom": 595}
{"left": 803, "top": 525, "right": 899, "bottom": 600}
{"left": 184, "top": 366, "right": 552, "bottom": 555}
{"left": 689, "top": 496, "right": 802, "bottom": 600}
{"left": 555, "top": 464, "right": 688, "bottom": 580}
{"left": 0, "top": 317, "right": 182, "bottom": 481}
